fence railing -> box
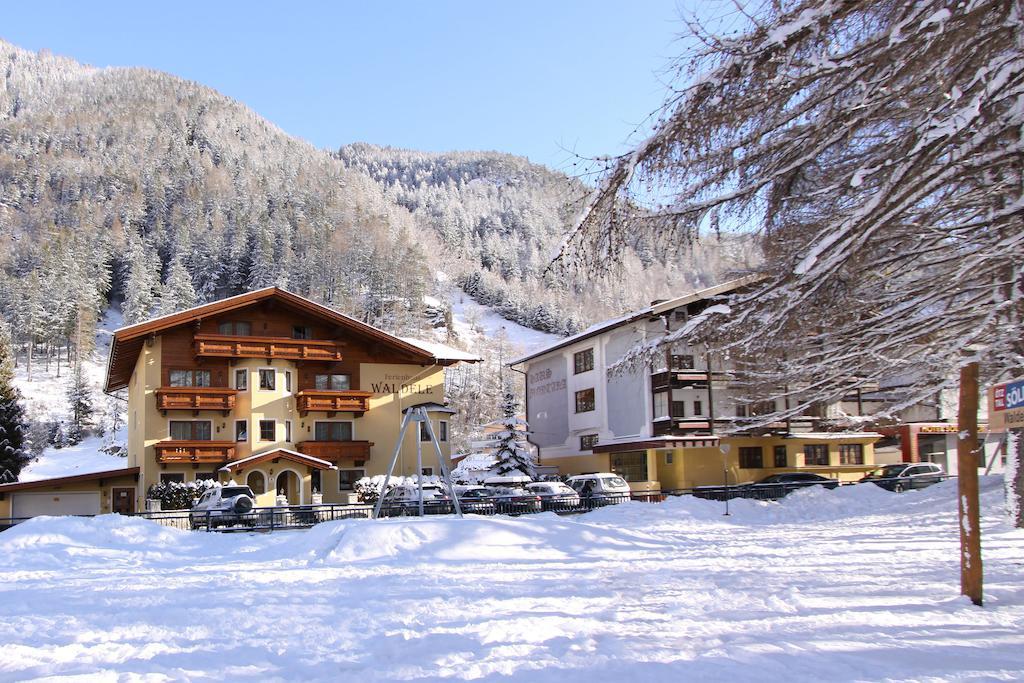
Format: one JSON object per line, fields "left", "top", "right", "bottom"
{"left": 0, "top": 477, "right": 952, "bottom": 533}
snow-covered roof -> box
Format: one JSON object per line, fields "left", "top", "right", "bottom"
{"left": 784, "top": 432, "right": 883, "bottom": 440}
{"left": 399, "top": 338, "right": 481, "bottom": 363}
{"left": 402, "top": 402, "right": 457, "bottom": 415}
{"left": 510, "top": 275, "right": 760, "bottom": 365}
{"left": 219, "top": 448, "right": 337, "bottom": 472}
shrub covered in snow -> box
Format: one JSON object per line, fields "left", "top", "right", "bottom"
{"left": 146, "top": 479, "right": 216, "bottom": 510}
{"left": 354, "top": 474, "right": 442, "bottom": 504}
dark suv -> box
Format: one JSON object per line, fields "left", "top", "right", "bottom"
{"left": 860, "top": 463, "right": 944, "bottom": 492}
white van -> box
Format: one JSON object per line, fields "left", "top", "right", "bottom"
{"left": 565, "top": 473, "right": 631, "bottom": 501}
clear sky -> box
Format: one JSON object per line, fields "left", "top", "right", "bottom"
{"left": 1, "top": 1, "right": 691, "bottom": 172}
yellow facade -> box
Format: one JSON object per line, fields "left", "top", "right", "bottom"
{"left": 0, "top": 473, "right": 141, "bottom": 518}
{"left": 128, "top": 343, "right": 454, "bottom": 511}
{"left": 546, "top": 434, "right": 878, "bottom": 492}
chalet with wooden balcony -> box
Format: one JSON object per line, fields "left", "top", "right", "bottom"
{"left": 102, "top": 287, "right": 478, "bottom": 511}
{"left": 511, "top": 276, "right": 880, "bottom": 492}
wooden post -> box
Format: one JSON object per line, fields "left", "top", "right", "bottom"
{"left": 957, "top": 361, "right": 983, "bottom": 606}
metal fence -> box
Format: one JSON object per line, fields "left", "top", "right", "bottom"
{"left": 0, "top": 477, "right": 951, "bottom": 533}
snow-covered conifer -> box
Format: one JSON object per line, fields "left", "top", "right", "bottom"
{"left": 0, "top": 319, "right": 29, "bottom": 477}
{"left": 490, "top": 379, "right": 536, "bottom": 479}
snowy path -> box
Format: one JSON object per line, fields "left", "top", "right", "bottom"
{"left": 0, "top": 479, "right": 1021, "bottom": 681}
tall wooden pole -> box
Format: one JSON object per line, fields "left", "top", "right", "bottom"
{"left": 957, "top": 361, "right": 983, "bottom": 606}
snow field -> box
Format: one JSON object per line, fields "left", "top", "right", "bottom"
{"left": 0, "top": 478, "right": 1021, "bottom": 681}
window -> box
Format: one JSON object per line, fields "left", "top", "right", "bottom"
{"left": 315, "top": 374, "right": 351, "bottom": 391}
{"left": 194, "top": 472, "right": 216, "bottom": 482}
{"left": 419, "top": 421, "right": 433, "bottom": 441}
{"left": 285, "top": 420, "right": 293, "bottom": 443}
{"left": 580, "top": 434, "right": 599, "bottom": 450}
{"left": 258, "top": 369, "right": 276, "bottom": 391}
{"left": 736, "top": 404, "right": 749, "bottom": 418}
{"left": 421, "top": 467, "right": 434, "bottom": 476}
{"left": 292, "top": 325, "right": 312, "bottom": 340}
{"left": 610, "top": 451, "right": 648, "bottom": 482}
{"left": 575, "top": 388, "right": 595, "bottom": 413}
{"left": 311, "top": 470, "right": 321, "bottom": 494}
{"left": 804, "top": 444, "right": 830, "bottom": 466}
{"left": 168, "top": 369, "right": 211, "bottom": 387}
{"left": 671, "top": 354, "right": 695, "bottom": 370}
{"left": 774, "top": 445, "right": 787, "bottom": 468}
{"left": 160, "top": 472, "right": 185, "bottom": 484}
{"left": 665, "top": 452, "right": 674, "bottom": 465}
{"left": 673, "top": 310, "right": 688, "bottom": 323}
{"left": 218, "top": 321, "right": 251, "bottom": 336}
{"left": 693, "top": 400, "right": 703, "bottom": 416}
{"left": 839, "top": 443, "right": 864, "bottom": 465}
{"left": 439, "top": 421, "right": 448, "bottom": 442}
{"left": 671, "top": 401, "right": 686, "bottom": 418}
{"left": 285, "top": 371, "right": 293, "bottom": 393}
{"left": 247, "top": 471, "right": 266, "bottom": 495}
{"left": 573, "top": 348, "right": 594, "bottom": 374}
{"left": 315, "top": 421, "right": 353, "bottom": 441}
{"left": 234, "top": 420, "right": 248, "bottom": 442}
{"left": 259, "top": 420, "right": 276, "bottom": 441}
{"left": 739, "top": 446, "right": 764, "bottom": 469}
{"left": 234, "top": 369, "right": 248, "bottom": 391}
{"left": 653, "top": 391, "right": 669, "bottom": 419}
{"left": 338, "top": 468, "right": 365, "bottom": 491}
{"left": 169, "top": 421, "right": 211, "bottom": 441}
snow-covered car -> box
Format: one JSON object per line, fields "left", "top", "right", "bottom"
{"left": 525, "top": 481, "right": 581, "bottom": 510}
{"left": 481, "top": 483, "right": 543, "bottom": 515}
{"left": 452, "top": 486, "right": 498, "bottom": 514}
{"left": 189, "top": 485, "right": 256, "bottom": 529}
{"left": 566, "top": 473, "right": 631, "bottom": 505}
{"left": 749, "top": 473, "right": 839, "bottom": 498}
{"left": 379, "top": 483, "right": 452, "bottom": 516}
{"left": 859, "top": 463, "right": 944, "bottom": 492}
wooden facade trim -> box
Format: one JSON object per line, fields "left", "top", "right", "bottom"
{"left": 295, "top": 440, "right": 374, "bottom": 461}
{"left": 154, "top": 440, "right": 237, "bottom": 464}
{"left": 155, "top": 387, "right": 239, "bottom": 413}
{"left": 219, "top": 448, "right": 337, "bottom": 473}
{"left": 295, "top": 390, "right": 373, "bottom": 416}
{"left": 193, "top": 333, "right": 344, "bottom": 362}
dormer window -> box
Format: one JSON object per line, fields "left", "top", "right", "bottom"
{"left": 293, "top": 325, "right": 312, "bottom": 340}
{"left": 218, "top": 321, "right": 251, "bottom": 336}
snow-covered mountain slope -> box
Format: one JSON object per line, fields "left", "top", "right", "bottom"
{"left": 0, "top": 478, "right": 1019, "bottom": 680}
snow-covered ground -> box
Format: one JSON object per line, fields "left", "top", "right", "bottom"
{"left": 16, "top": 433, "right": 126, "bottom": 481}
{"left": 448, "top": 287, "right": 559, "bottom": 354}
{"left": 1, "top": 478, "right": 1021, "bottom": 681}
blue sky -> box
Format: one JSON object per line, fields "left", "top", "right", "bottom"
{"left": 1, "top": 1, "right": 693, "bottom": 171}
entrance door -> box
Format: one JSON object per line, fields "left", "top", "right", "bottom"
{"left": 112, "top": 488, "right": 135, "bottom": 515}
{"left": 276, "top": 471, "right": 300, "bottom": 505}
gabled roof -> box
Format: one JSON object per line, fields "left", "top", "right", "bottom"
{"left": 219, "top": 448, "right": 336, "bottom": 473}
{"left": 509, "top": 275, "right": 762, "bottom": 365}
{"left": 0, "top": 467, "right": 140, "bottom": 494}
{"left": 104, "top": 287, "right": 468, "bottom": 392}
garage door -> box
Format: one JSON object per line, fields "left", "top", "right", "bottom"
{"left": 11, "top": 492, "right": 101, "bottom": 519}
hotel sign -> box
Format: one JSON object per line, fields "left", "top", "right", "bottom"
{"left": 990, "top": 378, "right": 1024, "bottom": 430}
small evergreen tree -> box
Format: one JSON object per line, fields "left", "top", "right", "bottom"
{"left": 159, "top": 254, "right": 197, "bottom": 314}
{"left": 65, "top": 361, "right": 93, "bottom": 445}
{"left": 0, "top": 319, "right": 29, "bottom": 477}
{"left": 491, "top": 380, "right": 536, "bottom": 479}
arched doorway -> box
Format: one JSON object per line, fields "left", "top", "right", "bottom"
{"left": 276, "top": 470, "right": 301, "bottom": 505}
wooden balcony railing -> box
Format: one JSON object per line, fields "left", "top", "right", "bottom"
{"left": 193, "top": 334, "right": 343, "bottom": 362}
{"left": 154, "top": 440, "right": 236, "bottom": 464}
{"left": 155, "top": 387, "right": 239, "bottom": 414}
{"left": 296, "top": 440, "right": 374, "bottom": 461}
{"left": 295, "top": 390, "right": 373, "bottom": 415}
{"left": 651, "top": 370, "right": 710, "bottom": 390}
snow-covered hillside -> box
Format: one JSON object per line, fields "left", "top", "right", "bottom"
{"left": 0, "top": 479, "right": 1020, "bottom": 680}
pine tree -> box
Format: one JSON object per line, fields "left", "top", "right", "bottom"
{"left": 0, "top": 319, "right": 29, "bottom": 478}
{"left": 491, "top": 379, "right": 536, "bottom": 479}
{"left": 159, "top": 254, "right": 198, "bottom": 314}
{"left": 122, "top": 235, "right": 160, "bottom": 324}
{"left": 65, "top": 360, "right": 93, "bottom": 445}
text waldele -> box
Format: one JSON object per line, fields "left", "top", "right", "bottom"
{"left": 370, "top": 380, "right": 435, "bottom": 395}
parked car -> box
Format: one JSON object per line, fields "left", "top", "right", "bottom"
{"left": 189, "top": 485, "right": 256, "bottom": 529}
{"left": 482, "top": 484, "right": 543, "bottom": 515}
{"left": 860, "top": 463, "right": 945, "bottom": 492}
{"left": 750, "top": 473, "right": 839, "bottom": 498}
{"left": 379, "top": 483, "right": 452, "bottom": 516}
{"left": 566, "top": 473, "right": 631, "bottom": 505}
{"left": 453, "top": 486, "right": 498, "bottom": 514}
{"left": 525, "top": 481, "right": 581, "bottom": 510}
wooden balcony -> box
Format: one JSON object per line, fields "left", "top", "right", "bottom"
{"left": 154, "top": 440, "right": 236, "bottom": 465}
{"left": 155, "top": 387, "right": 238, "bottom": 414}
{"left": 651, "top": 370, "right": 710, "bottom": 391}
{"left": 296, "top": 440, "right": 374, "bottom": 462}
{"left": 295, "top": 390, "right": 373, "bottom": 416}
{"left": 653, "top": 417, "right": 713, "bottom": 436}
{"left": 193, "top": 334, "right": 343, "bottom": 362}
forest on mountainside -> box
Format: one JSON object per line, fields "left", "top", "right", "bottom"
{"left": 0, "top": 39, "right": 757, "bottom": 456}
